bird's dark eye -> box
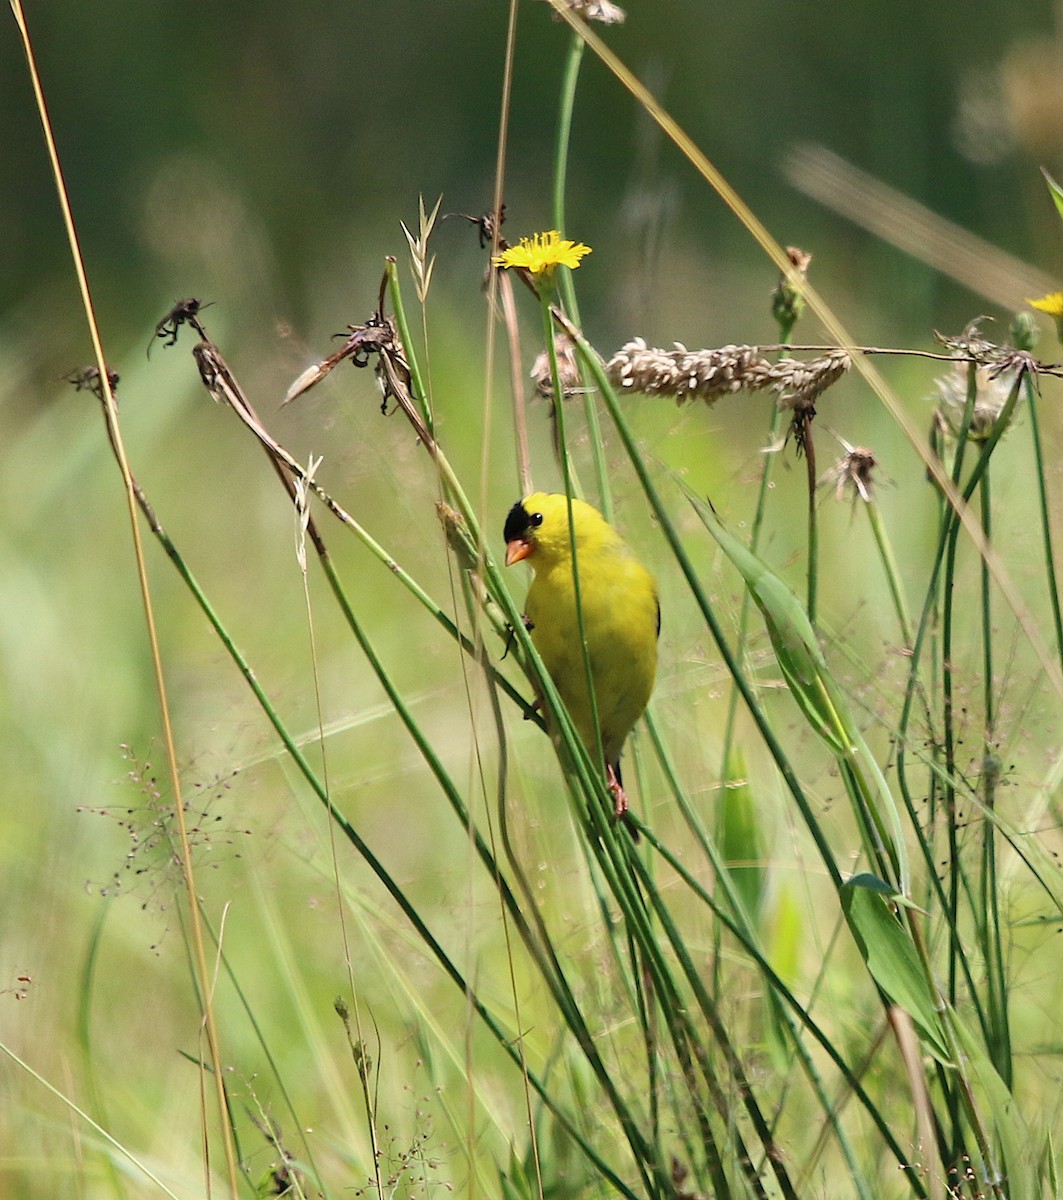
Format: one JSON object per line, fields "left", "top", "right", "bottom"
{"left": 529, "top": 511, "right": 543, "bottom": 528}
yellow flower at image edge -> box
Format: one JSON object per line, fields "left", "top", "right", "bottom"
{"left": 1028, "top": 290, "right": 1063, "bottom": 347}
{"left": 1028, "top": 291, "right": 1063, "bottom": 318}
{"left": 493, "top": 230, "right": 592, "bottom": 279}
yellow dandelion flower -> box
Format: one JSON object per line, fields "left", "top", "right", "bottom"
{"left": 493, "top": 230, "right": 592, "bottom": 279}
{"left": 1028, "top": 291, "right": 1063, "bottom": 317}
{"left": 1028, "top": 291, "right": 1063, "bottom": 347}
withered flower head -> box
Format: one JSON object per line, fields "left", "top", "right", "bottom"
{"left": 541, "top": 0, "right": 626, "bottom": 23}
{"left": 821, "top": 440, "right": 878, "bottom": 503}
{"left": 62, "top": 365, "right": 120, "bottom": 401}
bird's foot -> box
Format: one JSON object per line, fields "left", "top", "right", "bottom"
{"left": 607, "top": 764, "right": 639, "bottom": 841}
{"left": 606, "top": 763, "right": 629, "bottom": 819}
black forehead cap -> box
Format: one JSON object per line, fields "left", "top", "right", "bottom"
{"left": 503, "top": 500, "right": 531, "bottom": 543}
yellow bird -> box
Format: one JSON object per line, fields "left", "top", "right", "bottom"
{"left": 503, "top": 492, "right": 659, "bottom": 823}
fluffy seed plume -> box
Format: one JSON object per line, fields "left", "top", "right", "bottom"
{"left": 931, "top": 361, "right": 1018, "bottom": 443}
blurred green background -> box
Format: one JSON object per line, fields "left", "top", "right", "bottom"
{"left": 6, "top": 2, "right": 1063, "bottom": 353}
{"left": 4, "top": 1, "right": 1063, "bottom": 1194}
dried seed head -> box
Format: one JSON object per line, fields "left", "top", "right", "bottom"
{"left": 606, "top": 339, "right": 775, "bottom": 404}
{"left": 62, "top": 365, "right": 120, "bottom": 401}
{"left": 770, "top": 350, "right": 851, "bottom": 409}
{"left": 542, "top": 0, "right": 626, "bottom": 22}
{"left": 606, "top": 339, "right": 851, "bottom": 409}
{"left": 821, "top": 442, "right": 878, "bottom": 503}
{"left": 150, "top": 297, "right": 211, "bottom": 355}
{"left": 935, "top": 319, "right": 1000, "bottom": 360}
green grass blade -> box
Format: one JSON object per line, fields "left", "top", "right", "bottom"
{"left": 840, "top": 877, "right": 949, "bottom": 1062}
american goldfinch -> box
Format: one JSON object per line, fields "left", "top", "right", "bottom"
{"left": 503, "top": 492, "right": 659, "bottom": 822}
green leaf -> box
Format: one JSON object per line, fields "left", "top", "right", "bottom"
{"left": 719, "top": 748, "right": 764, "bottom": 920}
{"left": 1043, "top": 167, "right": 1063, "bottom": 225}
{"left": 685, "top": 491, "right": 849, "bottom": 751}
{"left": 840, "top": 879, "right": 949, "bottom": 1062}
{"left": 766, "top": 883, "right": 802, "bottom": 985}
{"left": 846, "top": 871, "right": 895, "bottom": 897}
{"left": 763, "top": 884, "right": 804, "bottom": 1067}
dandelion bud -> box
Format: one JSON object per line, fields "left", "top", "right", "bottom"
{"left": 771, "top": 247, "right": 813, "bottom": 336}
{"left": 1009, "top": 310, "right": 1039, "bottom": 352}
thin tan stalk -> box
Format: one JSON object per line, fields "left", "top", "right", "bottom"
{"left": 9, "top": 4, "right": 240, "bottom": 1195}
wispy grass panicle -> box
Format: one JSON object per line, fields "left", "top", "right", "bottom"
{"left": 400, "top": 194, "right": 443, "bottom": 305}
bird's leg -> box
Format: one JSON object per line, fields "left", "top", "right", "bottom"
{"left": 606, "top": 764, "right": 640, "bottom": 840}
{"left": 606, "top": 763, "right": 628, "bottom": 819}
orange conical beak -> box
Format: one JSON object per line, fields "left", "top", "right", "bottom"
{"left": 505, "top": 538, "right": 533, "bottom": 566}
